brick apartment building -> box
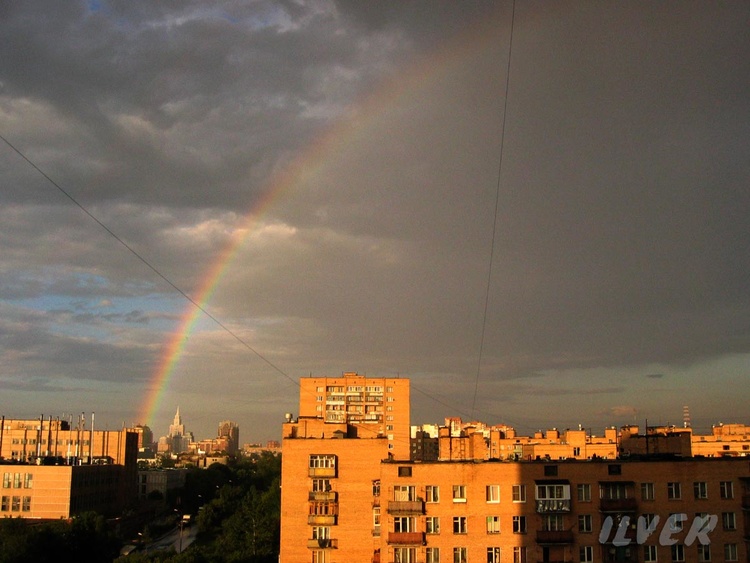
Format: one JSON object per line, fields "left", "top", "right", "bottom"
{"left": 280, "top": 374, "right": 750, "bottom": 563}
{"left": 0, "top": 415, "right": 138, "bottom": 519}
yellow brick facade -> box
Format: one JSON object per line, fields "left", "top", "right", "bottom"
{"left": 281, "top": 377, "right": 750, "bottom": 563}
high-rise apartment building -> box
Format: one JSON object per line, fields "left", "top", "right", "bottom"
{"left": 297, "top": 372, "right": 411, "bottom": 459}
{"left": 280, "top": 375, "right": 750, "bottom": 563}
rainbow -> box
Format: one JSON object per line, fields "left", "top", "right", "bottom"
{"left": 138, "top": 10, "right": 507, "bottom": 427}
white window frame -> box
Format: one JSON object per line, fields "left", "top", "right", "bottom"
{"left": 512, "top": 484, "right": 526, "bottom": 503}
{"left": 486, "top": 515, "right": 500, "bottom": 534}
{"left": 426, "top": 516, "right": 440, "bottom": 534}
{"left": 580, "top": 546, "right": 593, "bottom": 563}
{"left": 426, "top": 485, "right": 440, "bottom": 503}
{"left": 453, "top": 484, "right": 467, "bottom": 503}
{"left": 486, "top": 484, "right": 500, "bottom": 503}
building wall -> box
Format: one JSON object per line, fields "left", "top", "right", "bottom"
{"left": 298, "top": 373, "right": 411, "bottom": 459}
{"left": 280, "top": 434, "right": 391, "bottom": 563}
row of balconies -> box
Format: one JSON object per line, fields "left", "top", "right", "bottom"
{"left": 382, "top": 497, "right": 639, "bottom": 515}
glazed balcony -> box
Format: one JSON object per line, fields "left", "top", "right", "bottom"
{"left": 536, "top": 530, "right": 575, "bottom": 544}
{"left": 600, "top": 497, "right": 638, "bottom": 512}
{"left": 307, "top": 538, "right": 338, "bottom": 549}
{"left": 308, "top": 466, "right": 337, "bottom": 478}
{"left": 387, "top": 531, "right": 425, "bottom": 545}
{"left": 308, "top": 514, "right": 338, "bottom": 526}
{"left": 536, "top": 499, "right": 571, "bottom": 513}
{"left": 308, "top": 491, "right": 338, "bottom": 502}
{"left": 387, "top": 500, "right": 425, "bottom": 514}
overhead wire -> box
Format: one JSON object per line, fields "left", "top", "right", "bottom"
{"left": 0, "top": 132, "right": 298, "bottom": 390}
{"left": 471, "top": 0, "right": 516, "bottom": 419}
{"left": 1, "top": 2, "right": 520, "bottom": 436}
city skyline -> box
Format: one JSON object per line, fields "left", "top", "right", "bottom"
{"left": 1, "top": 2, "right": 749, "bottom": 441}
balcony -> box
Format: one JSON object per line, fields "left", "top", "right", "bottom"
{"left": 387, "top": 531, "right": 425, "bottom": 545}
{"left": 307, "top": 538, "right": 338, "bottom": 549}
{"left": 600, "top": 498, "right": 638, "bottom": 512}
{"left": 536, "top": 530, "right": 575, "bottom": 544}
{"left": 387, "top": 500, "right": 425, "bottom": 515}
{"left": 536, "top": 499, "right": 571, "bottom": 513}
{"left": 309, "top": 466, "right": 337, "bottom": 478}
{"left": 309, "top": 491, "right": 338, "bottom": 502}
{"left": 308, "top": 514, "right": 338, "bottom": 525}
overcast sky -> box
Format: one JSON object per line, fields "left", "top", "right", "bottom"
{"left": 1, "top": 1, "right": 749, "bottom": 443}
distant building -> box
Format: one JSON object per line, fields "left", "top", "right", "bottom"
{"left": 0, "top": 414, "right": 138, "bottom": 519}
{"left": 217, "top": 420, "right": 240, "bottom": 454}
{"left": 157, "top": 407, "right": 194, "bottom": 455}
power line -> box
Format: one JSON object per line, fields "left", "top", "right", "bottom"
{"left": 471, "top": 0, "right": 516, "bottom": 417}
{"left": 0, "top": 132, "right": 298, "bottom": 389}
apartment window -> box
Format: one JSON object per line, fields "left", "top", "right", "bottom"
{"left": 693, "top": 482, "right": 708, "bottom": 499}
{"left": 641, "top": 482, "right": 655, "bottom": 501}
{"left": 426, "top": 516, "right": 440, "bottom": 534}
{"left": 722, "top": 512, "right": 736, "bottom": 531}
{"left": 373, "top": 506, "right": 380, "bottom": 529}
{"left": 608, "top": 464, "right": 622, "bottom": 475}
{"left": 311, "top": 549, "right": 328, "bottom": 563}
{"left": 426, "top": 547, "right": 440, "bottom": 563}
{"left": 512, "top": 515, "right": 527, "bottom": 534}
{"left": 486, "top": 484, "right": 500, "bottom": 503}
{"left": 573, "top": 447, "right": 581, "bottom": 456}
{"left": 23, "top": 474, "right": 32, "bottom": 489}
{"left": 697, "top": 544, "right": 711, "bottom": 563}
{"left": 580, "top": 546, "right": 593, "bottom": 563}
{"left": 13, "top": 473, "right": 21, "bottom": 489}
{"left": 486, "top": 515, "right": 500, "bottom": 534}
{"left": 398, "top": 466, "right": 412, "bottom": 477}
{"left": 720, "top": 481, "right": 734, "bottom": 499}
{"left": 394, "top": 547, "right": 417, "bottom": 563}
{"left": 513, "top": 546, "right": 527, "bottom": 563}
{"left": 453, "top": 547, "right": 468, "bottom": 563}
{"left": 11, "top": 496, "right": 19, "bottom": 511}
{"left": 21, "top": 496, "right": 30, "bottom": 512}
{"left": 512, "top": 484, "right": 526, "bottom": 503}
{"left": 453, "top": 516, "right": 467, "bottom": 534}
{"left": 372, "top": 480, "right": 380, "bottom": 496}
{"left": 667, "top": 482, "right": 681, "bottom": 500}
{"left": 309, "top": 455, "right": 336, "bottom": 469}
{"left": 487, "top": 547, "right": 501, "bottom": 563}
{"left": 577, "top": 483, "right": 591, "bottom": 502}
{"left": 579, "top": 514, "right": 593, "bottom": 533}
{"left": 644, "top": 545, "right": 658, "bottom": 562}
{"left": 671, "top": 544, "right": 685, "bottom": 562}
{"left": 643, "top": 514, "right": 658, "bottom": 528}
{"left": 453, "top": 485, "right": 467, "bottom": 503}
{"left": 724, "top": 544, "right": 738, "bottom": 562}
{"left": 601, "top": 482, "right": 628, "bottom": 499}
{"left": 312, "top": 479, "right": 331, "bottom": 492}
{"left": 394, "top": 485, "right": 416, "bottom": 501}
{"left": 426, "top": 485, "right": 440, "bottom": 503}
{"left": 537, "top": 484, "right": 570, "bottom": 500}
{"left": 311, "top": 526, "right": 330, "bottom": 540}
{"left": 542, "top": 514, "right": 565, "bottom": 531}
{"left": 668, "top": 514, "right": 686, "bottom": 533}
{"left": 1, "top": 474, "right": 9, "bottom": 489}
{"left": 394, "top": 516, "right": 417, "bottom": 533}
{"left": 0, "top": 496, "right": 8, "bottom": 511}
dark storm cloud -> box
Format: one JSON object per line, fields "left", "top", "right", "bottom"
{"left": 1, "top": 1, "right": 749, "bottom": 438}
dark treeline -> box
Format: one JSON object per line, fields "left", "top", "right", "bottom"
{"left": 0, "top": 452, "right": 281, "bottom": 563}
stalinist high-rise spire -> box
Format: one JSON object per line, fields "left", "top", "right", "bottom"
{"left": 169, "top": 406, "right": 185, "bottom": 438}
